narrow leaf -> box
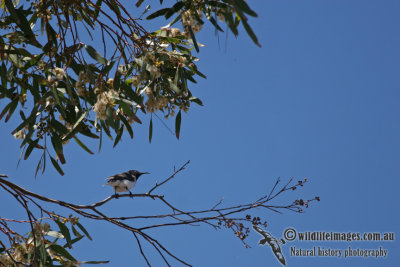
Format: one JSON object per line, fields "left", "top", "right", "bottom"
{"left": 240, "top": 14, "right": 261, "bottom": 47}
{"left": 63, "top": 109, "right": 90, "bottom": 141}
{"left": 73, "top": 136, "right": 94, "bottom": 154}
{"left": 24, "top": 139, "right": 39, "bottom": 160}
{"left": 165, "top": 2, "right": 185, "bottom": 19}
{"left": 168, "top": 79, "right": 181, "bottom": 93}
{"left": 93, "top": 0, "right": 103, "bottom": 20}
{"left": 175, "top": 110, "right": 181, "bottom": 139}
{"left": 49, "top": 244, "right": 76, "bottom": 261}
{"left": 51, "top": 134, "right": 65, "bottom": 164}
{"left": 69, "top": 235, "right": 84, "bottom": 246}
{"left": 113, "top": 125, "right": 124, "bottom": 148}
{"left": 146, "top": 8, "right": 169, "bottom": 20}
{"left": 0, "top": 101, "right": 11, "bottom": 121}
{"left": 233, "top": 0, "right": 258, "bottom": 17}
{"left": 85, "top": 45, "right": 108, "bottom": 64}
{"left": 5, "top": 99, "right": 18, "bottom": 122}
{"left": 50, "top": 156, "right": 64, "bottom": 176}
{"left": 80, "top": 260, "right": 110, "bottom": 264}
{"left": 188, "top": 26, "right": 199, "bottom": 52}
{"left": 77, "top": 222, "right": 92, "bottom": 240}
{"left": 149, "top": 117, "right": 153, "bottom": 143}
{"left": 189, "top": 97, "right": 203, "bottom": 106}
{"left": 208, "top": 16, "right": 224, "bottom": 32}
{"left": 54, "top": 220, "right": 71, "bottom": 247}
{"left": 34, "top": 156, "right": 43, "bottom": 177}
{"left": 119, "top": 114, "right": 133, "bottom": 139}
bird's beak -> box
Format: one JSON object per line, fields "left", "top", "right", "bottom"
{"left": 141, "top": 172, "right": 150, "bottom": 175}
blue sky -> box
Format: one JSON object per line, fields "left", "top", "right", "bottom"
{"left": 1, "top": 0, "right": 399, "bottom": 266}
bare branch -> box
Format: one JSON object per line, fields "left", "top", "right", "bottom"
{"left": 0, "top": 162, "right": 319, "bottom": 266}
{"left": 147, "top": 160, "right": 190, "bottom": 194}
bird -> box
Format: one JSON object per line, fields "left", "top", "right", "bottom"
{"left": 253, "top": 225, "right": 286, "bottom": 266}
{"left": 104, "top": 170, "right": 149, "bottom": 197}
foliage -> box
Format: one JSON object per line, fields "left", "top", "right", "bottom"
{"left": 0, "top": 217, "right": 107, "bottom": 266}
{"left": 0, "top": 1, "right": 321, "bottom": 267}
{"left": 0, "top": 0, "right": 259, "bottom": 175}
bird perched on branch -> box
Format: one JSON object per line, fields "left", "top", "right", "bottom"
{"left": 104, "top": 170, "right": 149, "bottom": 197}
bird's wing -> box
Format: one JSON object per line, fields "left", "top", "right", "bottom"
{"left": 105, "top": 172, "right": 130, "bottom": 182}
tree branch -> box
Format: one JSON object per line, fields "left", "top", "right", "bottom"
{"left": 0, "top": 162, "right": 319, "bottom": 266}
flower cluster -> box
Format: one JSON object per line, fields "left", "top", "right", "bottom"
{"left": 75, "top": 71, "right": 90, "bottom": 97}
{"left": 53, "top": 67, "right": 65, "bottom": 80}
{"left": 0, "top": 222, "right": 51, "bottom": 266}
{"left": 93, "top": 89, "right": 119, "bottom": 120}
{"left": 145, "top": 94, "right": 169, "bottom": 113}
{"left": 13, "top": 129, "right": 26, "bottom": 140}
{"left": 181, "top": 9, "right": 203, "bottom": 39}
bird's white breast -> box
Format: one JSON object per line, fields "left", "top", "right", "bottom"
{"left": 108, "top": 179, "right": 136, "bottom": 192}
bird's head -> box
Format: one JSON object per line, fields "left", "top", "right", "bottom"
{"left": 128, "top": 170, "right": 149, "bottom": 178}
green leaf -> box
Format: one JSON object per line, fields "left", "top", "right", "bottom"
{"left": 113, "top": 72, "right": 121, "bottom": 92}
{"left": 69, "top": 235, "right": 84, "bottom": 246}
{"left": 100, "top": 120, "right": 112, "bottom": 140}
{"left": 238, "top": 12, "right": 261, "bottom": 47}
{"left": 188, "top": 26, "right": 199, "bottom": 52}
{"left": 136, "top": 0, "right": 144, "bottom": 7}
{"left": 175, "top": 110, "right": 181, "bottom": 139}
{"left": 50, "top": 156, "right": 64, "bottom": 176}
{"left": 163, "top": 13, "right": 182, "bottom": 28}
{"left": 225, "top": 11, "right": 239, "bottom": 36}
{"left": 168, "top": 79, "right": 181, "bottom": 93}
{"left": 194, "top": 69, "right": 207, "bottom": 79}
{"left": 149, "top": 116, "right": 153, "bottom": 143}
{"left": 174, "top": 67, "right": 179, "bottom": 85}
{"left": 73, "top": 136, "right": 94, "bottom": 154}
{"left": 208, "top": 16, "right": 224, "bottom": 32}
{"left": 63, "top": 109, "right": 90, "bottom": 141}
{"left": 93, "top": 0, "right": 103, "bottom": 19}
{"left": 11, "top": 104, "right": 39, "bottom": 135}
{"left": 34, "top": 155, "right": 43, "bottom": 177}
{"left": 102, "top": 60, "right": 116, "bottom": 74}
{"left": 50, "top": 119, "right": 68, "bottom": 135}
{"left": 85, "top": 45, "right": 108, "bottom": 65}
{"left": 49, "top": 244, "right": 76, "bottom": 261}
{"left": 51, "top": 134, "right": 65, "bottom": 164}
{"left": 119, "top": 114, "right": 133, "bottom": 139}
{"left": 120, "top": 82, "right": 142, "bottom": 105}
{"left": 8, "top": 53, "right": 23, "bottom": 68}
{"left": 146, "top": 7, "right": 169, "bottom": 20}
{"left": 113, "top": 125, "right": 124, "bottom": 148}
{"left": 189, "top": 96, "right": 203, "bottom": 106}
{"left": 77, "top": 222, "right": 92, "bottom": 240}
{"left": 71, "top": 224, "right": 82, "bottom": 238}
{"left": 24, "top": 139, "right": 39, "bottom": 160}
{"left": 54, "top": 220, "right": 72, "bottom": 247}
{"left": 233, "top": 0, "right": 258, "bottom": 17}
{"left": 5, "top": 98, "right": 18, "bottom": 122}
{"left": 79, "top": 129, "right": 100, "bottom": 139}
{"left": 5, "top": 0, "right": 40, "bottom": 47}
{"left": 39, "top": 242, "right": 47, "bottom": 266}
{"left": 0, "top": 100, "right": 12, "bottom": 121}
{"left": 80, "top": 260, "right": 110, "bottom": 264}
{"left": 165, "top": 2, "right": 185, "bottom": 19}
